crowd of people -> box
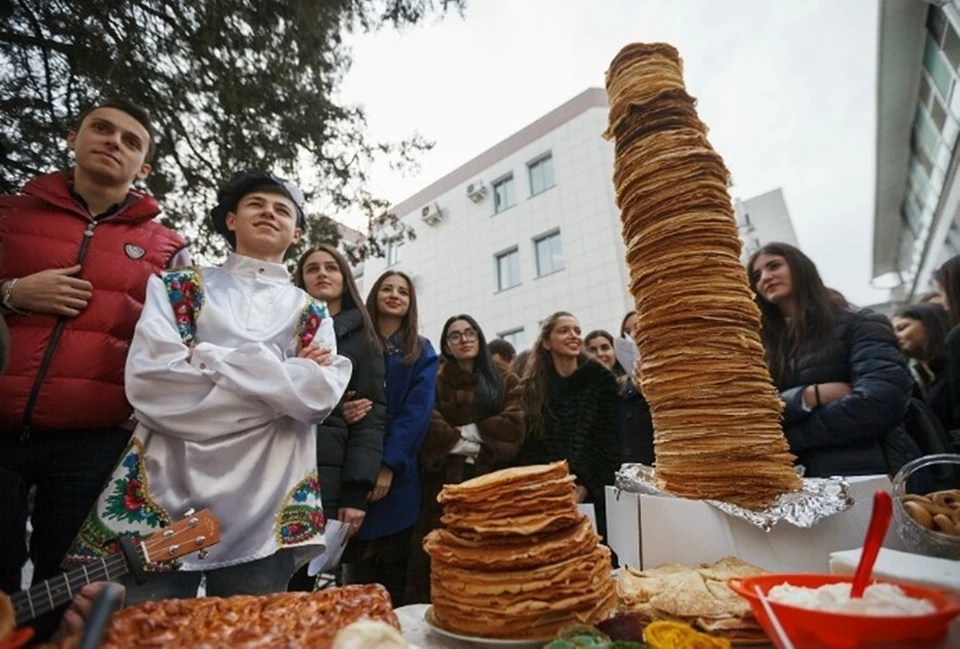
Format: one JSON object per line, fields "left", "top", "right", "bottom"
{"left": 0, "top": 98, "right": 956, "bottom": 642}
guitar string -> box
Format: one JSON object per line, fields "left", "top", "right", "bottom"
{"left": 9, "top": 520, "right": 211, "bottom": 615}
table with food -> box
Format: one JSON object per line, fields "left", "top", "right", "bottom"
{"left": 4, "top": 40, "right": 960, "bottom": 649}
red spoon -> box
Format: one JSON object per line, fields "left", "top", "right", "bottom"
{"left": 850, "top": 491, "right": 893, "bottom": 598}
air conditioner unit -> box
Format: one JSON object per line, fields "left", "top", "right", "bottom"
{"left": 466, "top": 181, "right": 488, "bottom": 203}
{"left": 420, "top": 202, "right": 443, "bottom": 226}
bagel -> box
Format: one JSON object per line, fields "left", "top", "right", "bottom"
{"left": 929, "top": 490, "right": 960, "bottom": 509}
{"left": 933, "top": 513, "right": 957, "bottom": 535}
{"left": 904, "top": 501, "right": 934, "bottom": 529}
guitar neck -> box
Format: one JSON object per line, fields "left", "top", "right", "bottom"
{"left": 12, "top": 553, "right": 133, "bottom": 627}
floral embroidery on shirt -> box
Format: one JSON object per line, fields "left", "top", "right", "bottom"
{"left": 275, "top": 471, "right": 325, "bottom": 545}
{"left": 64, "top": 512, "right": 124, "bottom": 565}
{"left": 64, "top": 439, "right": 171, "bottom": 565}
{"left": 102, "top": 439, "right": 169, "bottom": 528}
{"left": 296, "top": 298, "right": 328, "bottom": 350}
{"left": 162, "top": 266, "right": 205, "bottom": 347}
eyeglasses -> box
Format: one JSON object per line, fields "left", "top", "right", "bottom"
{"left": 447, "top": 329, "right": 478, "bottom": 345}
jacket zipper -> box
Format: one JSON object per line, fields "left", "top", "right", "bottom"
{"left": 21, "top": 220, "right": 100, "bottom": 440}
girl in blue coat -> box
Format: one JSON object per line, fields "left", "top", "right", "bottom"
{"left": 340, "top": 269, "right": 437, "bottom": 606}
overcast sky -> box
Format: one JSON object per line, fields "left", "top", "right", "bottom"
{"left": 340, "top": 0, "right": 888, "bottom": 305}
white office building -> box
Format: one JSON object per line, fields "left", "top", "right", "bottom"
{"left": 734, "top": 188, "right": 799, "bottom": 263}
{"left": 360, "top": 88, "right": 633, "bottom": 352}
{"left": 362, "top": 89, "right": 793, "bottom": 352}
{"left": 873, "top": 0, "right": 960, "bottom": 303}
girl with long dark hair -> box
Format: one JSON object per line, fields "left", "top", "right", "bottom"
{"left": 340, "top": 270, "right": 437, "bottom": 606}
{"left": 892, "top": 302, "right": 950, "bottom": 400}
{"left": 287, "top": 244, "right": 386, "bottom": 591}
{"left": 405, "top": 314, "right": 524, "bottom": 603}
{"left": 517, "top": 312, "right": 619, "bottom": 540}
{"left": 931, "top": 255, "right": 960, "bottom": 433}
{"left": 620, "top": 311, "right": 638, "bottom": 341}
{"left": 584, "top": 330, "right": 654, "bottom": 466}
{"left": 748, "top": 242, "right": 920, "bottom": 477}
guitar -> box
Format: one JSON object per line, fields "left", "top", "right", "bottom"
{"left": 6, "top": 508, "right": 219, "bottom": 633}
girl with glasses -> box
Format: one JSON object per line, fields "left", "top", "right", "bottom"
{"left": 405, "top": 314, "right": 524, "bottom": 603}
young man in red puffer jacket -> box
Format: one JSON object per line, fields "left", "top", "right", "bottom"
{"left": 0, "top": 99, "right": 189, "bottom": 614}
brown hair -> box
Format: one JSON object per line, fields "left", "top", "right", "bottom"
{"left": 747, "top": 242, "right": 848, "bottom": 385}
{"left": 935, "top": 255, "right": 960, "bottom": 327}
{"left": 366, "top": 270, "right": 421, "bottom": 365}
{"left": 521, "top": 311, "right": 591, "bottom": 439}
{"left": 295, "top": 244, "right": 380, "bottom": 353}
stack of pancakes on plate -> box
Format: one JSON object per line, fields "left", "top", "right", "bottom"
{"left": 604, "top": 43, "right": 802, "bottom": 510}
{"left": 424, "top": 462, "right": 616, "bottom": 640}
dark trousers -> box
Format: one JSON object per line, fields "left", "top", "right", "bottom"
{"left": 340, "top": 527, "right": 413, "bottom": 608}
{"left": 123, "top": 550, "right": 296, "bottom": 605}
{"left": 0, "top": 426, "right": 130, "bottom": 639}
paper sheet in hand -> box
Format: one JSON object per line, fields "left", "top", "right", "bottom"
{"left": 614, "top": 337, "right": 638, "bottom": 375}
{"left": 307, "top": 520, "right": 350, "bottom": 576}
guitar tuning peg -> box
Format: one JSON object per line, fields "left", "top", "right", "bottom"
{"left": 198, "top": 549, "right": 210, "bottom": 560}
{"left": 183, "top": 508, "right": 196, "bottom": 517}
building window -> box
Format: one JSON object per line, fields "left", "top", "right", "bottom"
{"left": 386, "top": 240, "right": 402, "bottom": 267}
{"left": 495, "top": 248, "right": 521, "bottom": 291}
{"left": 924, "top": 36, "right": 953, "bottom": 101}
{"left": 493, "top": 175, "right": 516, "bottom": 213}
{"left": 929, "top": 6, "right": 947, "bottom": 45}
{"left": 498, "top": 327, "right": 525, "bottom": 351}
{"left": 915, "top": 108, "right": 940, "bottom": 159}
{"left": 944, "top": 18, "right": 960, "bottom": 70}
{"left": 534, "top": 230, "right": 564, "bottom": 277}
{"left": 528, "top": 154, "right": 555, "bottom": 196}
{"left": 903, "top": 196, "right": 923, "bottom": 236}
{"left": 931, "top": 92, "right": 949, "bottom": 131}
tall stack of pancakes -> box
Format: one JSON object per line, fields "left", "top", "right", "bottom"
{"left": 604, "top": 43, "right": 802, "bottom": 510}
{"left": 424, "top": 462, "right": 616, "bottom": 640}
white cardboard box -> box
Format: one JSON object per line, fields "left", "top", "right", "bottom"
{"left": 605, "top": 475, "right": 906, "bottom": 573}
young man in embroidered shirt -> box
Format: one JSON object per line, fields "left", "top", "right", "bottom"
{"left": 0, "top": 99, "right": 188, "bottom": 607}
{"left": 66, "top": 172, "right": 352, "bottom": 601}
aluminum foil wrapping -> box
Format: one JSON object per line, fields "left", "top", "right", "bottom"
{"left": 614, "top": 463, "right": 854, "bottom": 531}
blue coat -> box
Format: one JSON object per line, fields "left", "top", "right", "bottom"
{"left": 354, "top": 336, "right": 438, "bottom": 540}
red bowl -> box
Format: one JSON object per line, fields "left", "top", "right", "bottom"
{"left": 727, "top": 574, "right": 960, "bottom": 649}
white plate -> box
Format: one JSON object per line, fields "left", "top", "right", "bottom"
{"left": 423, "top": 606, "right": 548, "bottom": 648}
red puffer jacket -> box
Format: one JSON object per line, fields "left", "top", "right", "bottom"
{"left": 0, "top": 172, "right": 187, "bottom": 437}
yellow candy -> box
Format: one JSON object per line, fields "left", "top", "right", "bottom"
{"left": 643, "top": 620, "right": 732, "bottom": 649}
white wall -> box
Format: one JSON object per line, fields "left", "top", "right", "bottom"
{"left": 362, "top": 106, "right": 634, "bottom": 352}
{"left": 736, "top": 188, "right": 799, "bottom": 263}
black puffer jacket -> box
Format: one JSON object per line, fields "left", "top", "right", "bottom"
{"left": 316, "top": 308, "right": 386, "bottom": 516}
{"left": 778, "top": 309, "right": 921, "bottom": 478}
{"left": 517, "top": 360, "right": 620, "bottom": 537}
{"left": 619, "top": 378, "right": 655, "bottom": 466}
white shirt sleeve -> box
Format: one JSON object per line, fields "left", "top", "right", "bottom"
{"left": 189, "top": 316, "right": 352, "bottom": 425}
{"left": 458, "top": 423, "right": 482, "bottom": 444}
{"left": 126, "top": 276, "right": 275, "bottom": 440}
{"left": 126, "top": 276, "right": 351, "bottom": 439}
{"left": 449, "top": 437, "right": 481, "bottom": 458}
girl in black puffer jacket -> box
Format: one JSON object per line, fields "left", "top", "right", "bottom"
{"left": 748, "top": 243, "right": 921, "bottom": 478}
{"left": 288, "top": 244, "right": 386, "bottom": 591}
